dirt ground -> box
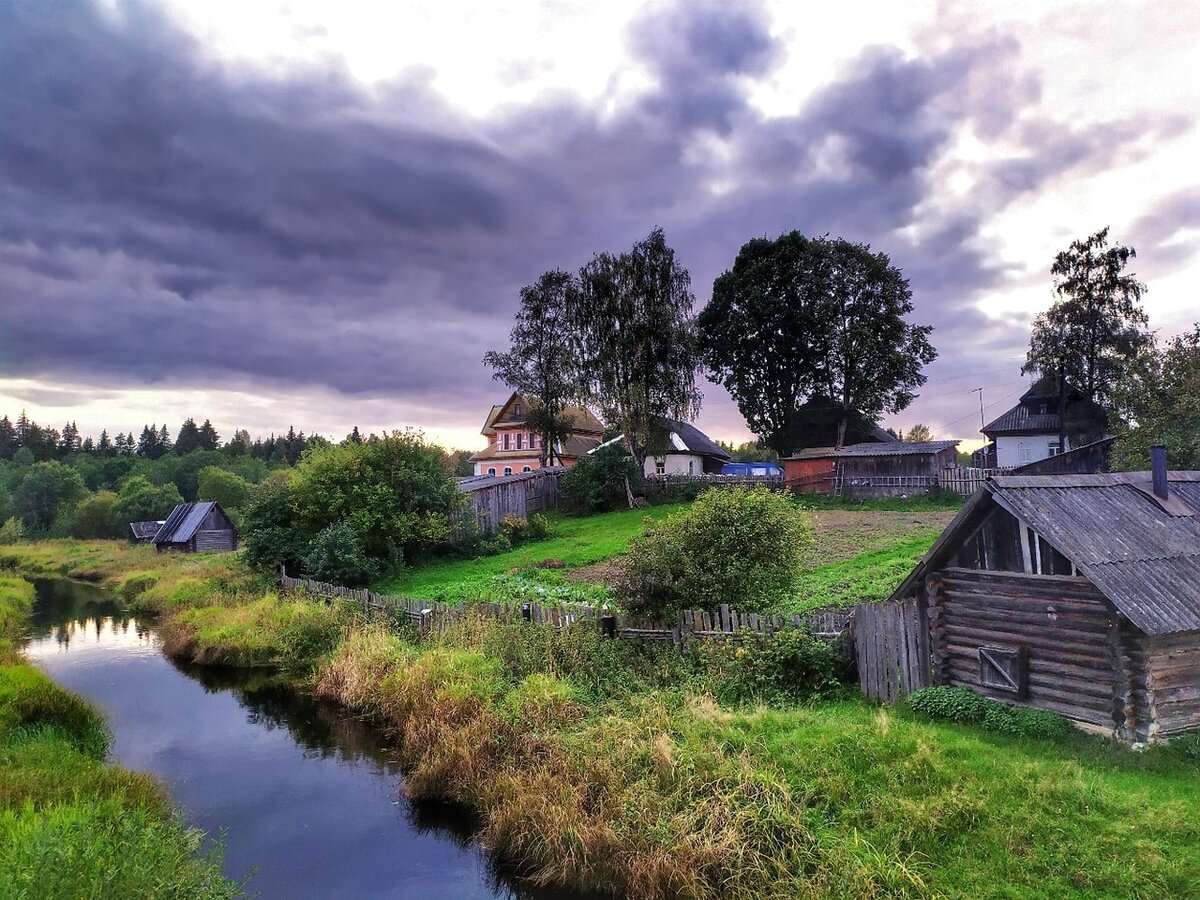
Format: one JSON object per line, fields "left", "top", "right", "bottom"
{"left": 568, "top": 508, "right": 956, "bottom": 586}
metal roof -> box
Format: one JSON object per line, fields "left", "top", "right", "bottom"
{"left": 786, "top": 440, "right": 959, "bottom": 460}
{"left": 129, "top": 520, "right": 163, "bottom": 539}
{"left": 153, "top": 502, "right": 228, "bottom": 544}
{"left": 891, "top": 472, "right": 1200, "bottom": 636}
{"left": 665, "top": 420, "right": 731, "bottom": 460}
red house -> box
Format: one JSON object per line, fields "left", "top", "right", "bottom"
{"left": 470, "top": 392, "right": 605, "bottom": 477}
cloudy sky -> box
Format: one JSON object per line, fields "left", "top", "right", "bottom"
{"left": 2, "top": 0, "right": 1197, "bottom": 453}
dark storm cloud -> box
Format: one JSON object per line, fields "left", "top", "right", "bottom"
{"left": 0, "top": 0, "right": 1180, "bottom": 436}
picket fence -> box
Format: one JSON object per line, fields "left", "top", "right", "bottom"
{"left": 279, "top": 573, "right": 852, "bottom": 643}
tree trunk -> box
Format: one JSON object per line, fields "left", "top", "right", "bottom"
{"left": 835, "top": 415, "right": 848, "bottom": 450}
{"left": 1057, "top": 369, "right": 1068, "bottom": 454}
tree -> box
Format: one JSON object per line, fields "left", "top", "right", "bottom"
{"left": 559, "top": 444, "right": 643, "bottom": 511}
{"left": 72, "top": 490, "right": 120, "bottom": 539}
{"left": 700, "top": 233, "right": 936, "bottom": 452}
{"left": 902, "top": 423, "right": 933, "bottom": 442}
{"left": 12, "top": 462, "right": 87, "bottom": 532}
{"left": 110, "top": 476, "right": 184, "bottom": 528}
{"left": 175, "top": 418, "right": 201, "bottom": 455}
{"left": 574, "top": 228, "right": 701, "bottom": 469}
{"left": 1111, "top": 325, "right": 1200, "bottom": 470}
{"left": 197, "top": 466, "right": 252, "bottom": 511}
{"left": 1024, "top": 227, "right": 1150, "bottom": 447}
{"left": 484, "top": 269, "right": 582, "bottom": 466}
{"left": 96, "top": 430, "right": 113, "bottom": 456}
{"left": 717, "top": 440, "right": 780, "bottom": 463}
{"left": 197, "top": 419, "right": 220, "bottom": 452}
{"left": 0, "top": 416, "right": 16, "bottom": 459}
{"left": 227, "top": 428, "right": 251, "bottom": 455}
{"left": 58, "top": 421, "right": 80, "bottom": 456}
{"left": 241, "top": 472, "right": 306, "bottom": 573}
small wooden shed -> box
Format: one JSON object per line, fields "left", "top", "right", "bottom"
{"left": 153, "top": 501, "right": 238, "bottom": 553}
{"left": 784, "top": 441, "right": 960, "bottom": 497}
{"left": 129, "top": 520, "right": 164, "bottom": 543}
{"left": 889, "top": 466, "right": 1200, "bottom": 742}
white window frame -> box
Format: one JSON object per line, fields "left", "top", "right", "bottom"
{"left": 522, "top": 466, "right": 532, "bottom": 473}
{"left": 655, "top": 457, "right": 665, "bottom": 475}
{"left": 503, "top": 466, "right": 513, "bottom": 476}
{"left": 1018, "top": 442, "right": 1032, "bottom": 462}
{"left": 487, "top": 467, "right": 496, "bottom": 476}
{"left": 503, "top": 433, "right": 511, "bottom": 450}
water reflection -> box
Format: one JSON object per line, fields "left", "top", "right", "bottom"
{"left": 24, "top": 579, "right": 603, "bottom": 900}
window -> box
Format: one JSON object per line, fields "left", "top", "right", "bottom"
{"left": 487, "top": 467, "right": 496, "bottom": 476}
{"left": 522, "top": 466, "right": 532, "bottom": 473}
{"left": 503, "top": 466, "right": 513, "bottom": 476}
{"left": 979, "top": 646, "right": 1027, "bottom": 698}
{"left": 655, "top": 457, "right": 665, "bottom": 475}
{"left": 516, "top": 433, "right": 523, "bottom": 450}
{"left": 1048, "top": 443, "right": 1061, "bottom": 457}
{"left": 514, "top": 403, "right": 523, "bottom": 416}
{"left": 688, "top": 460, "right": 695, "bottom": 475}
{"left": 1018, "top": 442, "right": 1032, "bottom": 462}
{"left": 503, "top": 433, "right": 511, "bottom": 450}
{"left": 531, "top": 434, "right": 540, "bottom": 448}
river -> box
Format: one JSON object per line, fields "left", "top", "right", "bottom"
{"left": 22, "top": 578, "right": 592, "bottom": 900}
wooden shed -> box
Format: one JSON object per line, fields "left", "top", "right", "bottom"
{"left": 153, "top": 501, "right": 238, "bottom": 553}
{"left": 129, "top": 520, "right": 164, "bottom": 543}
{"left": 784, "top": 441, "right": 960, "bottom": 497}
{"left": 452, "top": 468, "right": 563, "bottom": 537}
{"left": 889, "top": 464, "right": 1200, "bottom": 743}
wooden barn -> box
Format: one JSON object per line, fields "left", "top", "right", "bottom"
{"left": 888, "top": 456, "right": 1200, "bottom": 743}
{"left": 783, "top": 440, "right": 960, "bottom": 497}
{"left": 453, "top": 467, "right": 563, "bottom": 537}
{"left": 153, "top": 502, "right": 238, "bottom": 553}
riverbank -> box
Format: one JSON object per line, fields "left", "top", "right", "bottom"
{"left": 6, "top": 542, "right": 1200, "bottom": 899}
{"left": 0, "top": 573, "right": 243, "bottom": 899}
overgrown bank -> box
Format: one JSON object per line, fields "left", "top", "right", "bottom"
{"left": 0, "top": 574, "right": 243, "bottom": 899}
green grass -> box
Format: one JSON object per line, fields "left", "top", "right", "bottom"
{"left": 0, "top": 575, "right": 35, "bottom": 652}
{"left": 791, "top": 530, "right": 941, "bottom": 611}
{"left": 378, "top": 505, "right": 687, "bottom": 600}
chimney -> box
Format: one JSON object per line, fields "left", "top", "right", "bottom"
{"left": 1150, "top": 445, "right": 1169, "bottom": 499}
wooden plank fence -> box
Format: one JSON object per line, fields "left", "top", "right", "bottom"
{"left": 644, "top": 473, "right": 787, "bottom": 493}
{"left": 937, "top": 467, "right": 1009, "bottom": 496}
{"left": 852, "top": 598, "right": 932, "bottom": 703}
{"left": 452, "top": 468, "right": 563, "bottom": 538}
{"left": 280, "top": 573, "right": 852, "bottom": 643}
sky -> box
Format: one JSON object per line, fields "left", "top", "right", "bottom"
{"left": 2, "top": 0, "right": 1198, "bottom": 454}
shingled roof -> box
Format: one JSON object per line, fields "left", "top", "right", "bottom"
{"left": 891, "top": 472, "right": 1200, "bottom": 635}
{"left": 664, "top": 420, "right": 731, "bottom": 460}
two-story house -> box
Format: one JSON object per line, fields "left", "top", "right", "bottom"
{"left": 981, "top": 376, "right": 1107, "bottom": 469}
{"left": 470, "top": 392, "right": 606, "bottom": 477}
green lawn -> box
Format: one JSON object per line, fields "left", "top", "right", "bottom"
{"left": 792, "top": 530, "right": 943, "bottom": 611}
{"left": 375, "top": 504, "right": 687, "bottom": 600}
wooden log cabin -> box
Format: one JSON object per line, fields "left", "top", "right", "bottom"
{"left": 783, "top": 440, "right": 960, "bottom": 497}
{"left": 153, "top": 501, "right": 238, "bottom": 553}
{"left": 889, "top": 455, "right": 1200, "bottom": 743}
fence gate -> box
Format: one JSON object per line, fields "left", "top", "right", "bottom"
{"left": 852, "top": 598, "right": 932, "bottom": 703}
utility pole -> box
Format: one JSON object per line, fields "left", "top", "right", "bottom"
{"left": 972, "top": 387, "right": 985, "bottom": 429}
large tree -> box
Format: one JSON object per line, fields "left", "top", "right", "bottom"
{"left": 1111, "top": 324, "right": 1200, "bottom": 470}
{"left": 483, "top": 269, "right": 582, "bottom": 466}
{"left": 1024, "top": 227, "right": 1150, "bottom": 412}
{"left": 574, "top": 228, "right": 701, "bottom": 468}
{"left": 700, "top": 233, "right": 935, "bottom": 453}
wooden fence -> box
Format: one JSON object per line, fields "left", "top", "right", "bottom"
{"left": 851, "top": 598, "right": 932, "bottom": 703}
{"left": 644, "top": 473, "right": 787, "bottom": 493}
{"left": 280, "top": 573, "right": 852, "bottom": 643}
{"left": 937, "top": 467, "right": 1008, "bottom": 496}
{"left": 452, "top": 468, "right": 563, "bottom": 537}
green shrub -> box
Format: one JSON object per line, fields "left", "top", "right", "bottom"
{"left": 616, "top": 487, "right": 812, "bottom": 621}
{"left": 196, "top": 466, "right": 251, "bottom": 512}
{"left": 526, "top": 512, "right": 552, "bottom": 540}
{"left": 303, "top": 521, "right": 381, "bottom": 587}
{"left": 906, "top": 686, "right": 1073, "bottom": 740}
{"left": 703, "top": 629, "right": 852, "bottom": 704}
{"left": 499, "top": 514, "right": 529, "bottom": 544}
{"left": 0, "top": 517, "right": 25, "bottom": 545}
{"left": 1168, "top": 731, "right": 1200, "bottom": 760}
{"left": 478, "top": 532, "right": 512, "bottom": 556}
{"left": 71, "top": 491, "right": 121, "bottom": 539}
{"left": 241, "top": 472, "right": 307, "bottom": 574}
{"left": 560, "top": 444, "right": 642, "bottom": 511}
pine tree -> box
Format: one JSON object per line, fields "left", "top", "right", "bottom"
{"left": 58, "top": 421, "right": 81, "bottom": 455}
{"left": 15, "top": 410, "right": 31, "bottom": 445}
{"left": 198, "top": 419, "right": 220, "bottom": 451}
{"left": 158, "top": 424, "right": 172, "bottom": 454}
{"left": 174, "top": 418, "right": 200, "bottom": 454}
{"left": 0, "top": 416, "right": 16, "bottom": 459}
{"left": 347, "top": 426, "right": 363, "bottom": 444}
{"left": 97, "top": 430, "right": 113, "bottom": 456}
{"left": 81, "top": 436, "right": 95, "bottom": 453}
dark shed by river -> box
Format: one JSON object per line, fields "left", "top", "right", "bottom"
{"left": 889, "top": 460, "right": 1200, "bottom": 743}
{"left": 153, "top": 501, "right": 238, "bottom": 553}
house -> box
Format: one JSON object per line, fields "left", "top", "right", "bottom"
{"left": 153, "top": 501, "right": 238, "bottom": 553}
{"left": 887, "top": 451, "right": 1200, "bottom": 742}
{"left": 1011, "top": 436, "right": 1115, "bottom": 476}
{"left": 643, "top": 421, "right": 731, "bottom": 476}
{"left": 782, "top": 440, "right": 960, "bottom": 497}
{"left": 129, "top": 520, "right": 164, "bottom": 543}
{"left": 980, "top": 376, "right": 1107, "bottom": 468}
{"left": 470, "top": 392, "right": 605, "bottom": 477}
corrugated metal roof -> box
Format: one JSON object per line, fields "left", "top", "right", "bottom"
{"left": 892, "top": 472, "right": 1200, "bottom": 635}
{"left": 786, "top": 440, "right": 959, "bottom": 460}
{"left": 129, "top": 520, "right": 163, "bottom": 539}
{"left": 153, "top": 502, "right": 221, "bottom": 544}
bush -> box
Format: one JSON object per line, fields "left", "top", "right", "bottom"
{"left": 703, "top": 629, "right": 851, "bottom": 704}
{"left": 526, "top": 512, "right": 551, "bottom": 540}
{"left": 478, "top": 532, "right": 512, "bottom": 556}
{"left": 560, "top": 444, "right": 642, "bottom": 511}
{"left": 110, "top": 476, "right": 183, "bottom": 533}
{"left": 0, "top": 518, "right": 25, "bottom": 545}
{"left": 905, "top": 685, "right": 1074, "bottom": 740}
{"left": 1168, "top": 731, "right": 1200, "bottom": 761}
{"left": 71, "top": 491, "right": 120, "bottom": 539}
{"left": 616, "top": 487, "right": 811, "bottom": 621}
{"left": 196, "top": 466, "right": 251, "bottom": 511}
{"left": 499, "top": 514, "right": 529, "bottom": 544}
{"left": 303, "top": 521, "right": 381, "bottom": 587}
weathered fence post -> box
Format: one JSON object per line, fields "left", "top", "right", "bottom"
{"left": 600, "top": 612, "right": 617, "bottom": 638}
{"left": 521, "top": 602, "right": 532, "bottom": 623}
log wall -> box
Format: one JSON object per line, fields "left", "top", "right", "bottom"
{"left": 931, "top": 567, "right": 1124, "bottom": 730}
{"left": 1141, "top": 631, "right": 1200, "bottom": 737}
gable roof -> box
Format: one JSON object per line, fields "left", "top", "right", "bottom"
{"left": 153, "top": 502, "right": 232, "bottom": 544}
{"left": 981, "top": 379, "right": 1105, "bottom": 437}
{"left": 480, "top": 392, "right": 605, "bottom": 436}
{"left": 890, "top": 471, "right": 1200, "bottom": 635}
{"left": 664, "top": 420, "right": 731, "bottom": 460}
{"left": 129, "top": 520, "right": 164, "bottom": 540}
{"left": 785, "top": 440, "right": 959, "bottom": 460}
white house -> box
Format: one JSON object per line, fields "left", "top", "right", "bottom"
{"left": 981, "top": 378, "right": 1107, "bottom": 469}
{"left": 592, "top": 420, "right": 731, "bottom": 476}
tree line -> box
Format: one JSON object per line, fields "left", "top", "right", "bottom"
{"left": 486, "top": 228, "right": 938, "bottom": 466}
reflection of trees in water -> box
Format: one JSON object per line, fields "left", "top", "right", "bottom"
{"left": 30, "top": 578, "right": 142, "bottom": 649}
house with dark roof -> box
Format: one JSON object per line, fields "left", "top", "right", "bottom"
{"left": 981, "top": 376, "right": 1107, "bottom": 468}
{"left": 640, "top": 420, "right": 731, "bottom": 476}
{"left": 153, "top": 501, "right": 238, "bottom": 553}
{"left": 470, "top": 392, "right": 606, "bottom": 477}
{"left": 888, "top": 451, "right": 1200, "bottom": 742}
{"left": 782, "top": 440, "right": 960, "bottom": 497}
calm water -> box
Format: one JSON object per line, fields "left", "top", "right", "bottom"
{"left": 24, "top": 579, "right": 590, "bottom": 900}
